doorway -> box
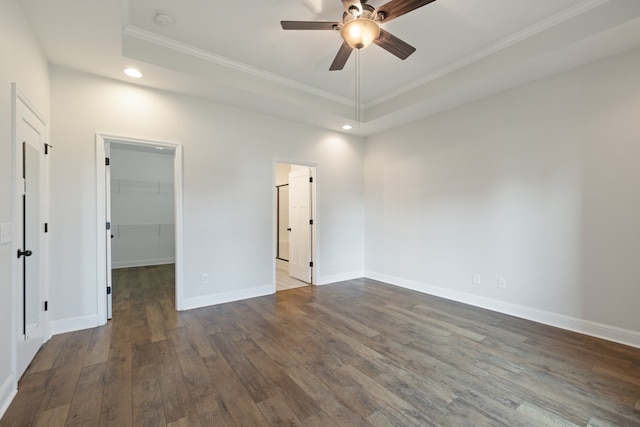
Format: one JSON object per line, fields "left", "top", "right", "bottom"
{"left": 96, "top": 135, "right": 184, "bottom": 324}
{"left": 275, "top": 161, "right": 316, "bottom": 291}
{"left": 13, "top": 84, "right": 49, "bottom": 379}
{"left": 109, "top": 143, "right": 176, "bottom": 317}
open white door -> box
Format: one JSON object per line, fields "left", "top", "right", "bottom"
{"left": 15, "top": 88, "right": 48, "bottom": 379}
{"left": 105, "top": 144, "right": 112, "bottom": 319}
{"left": 288, "top": 168, "right": 312, "bottom": 283}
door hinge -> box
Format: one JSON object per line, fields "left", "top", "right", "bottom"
{"left": 105, "top": 157, "right": 110, "bottom": 166}
{"left": 309, "top": 261, "right": 314, "bottom": 267}
{"left": 107, "top": 286, "right": 111, "bottom": 295}
{"left": 44, "top": 223, "right": 48, "bottom": 233}
{"left": 309, "top": 177, "right": 313, "bottom": 183}
{"left": 44, "top": 301, "right": 48, "bottom": 311}
{"left": 106, "top": 222, "right": 111, "bottom": 230}
{"left": 44, "top": 143, "right": 52, "bottom": 155}
{"left": 309, "top": 219, "right": 314, "bottom": 225}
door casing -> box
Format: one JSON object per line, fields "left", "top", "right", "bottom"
{"left": 95, "top": 134, "right": 184, "bottom": 323}
{"left": 104, "top": 143, "right": 112, "bottom": 319}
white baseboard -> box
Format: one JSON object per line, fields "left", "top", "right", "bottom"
{"left": 112, "top": 258, "right": 175, "bottom": 269}
{"left": 0, "top": 373, "right": 17, "bottom": 420}
{"left": 182, "top": 285, "right": 274, "bottom": 311}
{"left": 49, "top": 314, "right": 98, "bottom": 335}
{"left": 365, "top": 270, "right": 640, "bottom": 349}
{"left": 317, "top": 270, "right": 365, "bottom": 286}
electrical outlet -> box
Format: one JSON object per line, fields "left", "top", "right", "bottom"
{"left": 201, "top": 273, "right": 209, "bottom": 285}
{"left": 498, "top": 277, "right": 507, "bottom": 289}
{"left": 472, "top": 274, "right": 481, "bottom": 285}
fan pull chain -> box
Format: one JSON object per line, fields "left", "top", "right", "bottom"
{"left": 355, "top": 48, "right": 361, "bottom": 128}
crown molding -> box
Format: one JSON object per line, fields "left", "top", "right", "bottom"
{"left": 367, "top": 0, "right": 610, "bottom": 108}
{"left": 120, "top": 0, "right": 609, "bottom": 120}
{"left": 121, "top": 24, "right": 353, "bottom": 107}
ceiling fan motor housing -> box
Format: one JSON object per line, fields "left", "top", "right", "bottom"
{"left": 342, "top": 3, "right": 377, "bottom": 22}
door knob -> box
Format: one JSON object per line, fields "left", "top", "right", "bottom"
{"left": 17, "top": 249, "right": 32, "bottom": 258}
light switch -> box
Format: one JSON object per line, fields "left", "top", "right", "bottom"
{"left": 0, "top": 223, "right": 12, "bottom": 245}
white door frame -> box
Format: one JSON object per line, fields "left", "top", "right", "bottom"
{"left": 95, "top": 134, "right": 184, "bottom": 324}
{"left": 273, "top": 159, "right": 317, "bottom": 288}
{"left": 11, "top": 83, "right": 49, "bottom": 382}
{"left": 104, "top": 142, "right": 112, "bottom": 319}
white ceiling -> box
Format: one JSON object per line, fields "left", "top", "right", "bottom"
{"left": 19, "top": 0, "right": 640, "bottom": 135}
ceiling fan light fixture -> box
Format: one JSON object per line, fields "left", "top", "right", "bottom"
{"left": 340, "top": 18, "right": 380, "bottom": 50}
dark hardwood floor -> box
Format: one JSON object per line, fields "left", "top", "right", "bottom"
{"left": 2, "top": 264, "right": 640, "bottom": 426}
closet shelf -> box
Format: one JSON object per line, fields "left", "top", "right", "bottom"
{"left": 111, "top": 223, "right": 174, "bottom": 237}
{"left": 110, "top": 179, "right": 173, "bottom": 195}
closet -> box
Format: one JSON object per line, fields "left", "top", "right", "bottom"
{"left": 110, "top": 144, "right": 175, "bottom": 268}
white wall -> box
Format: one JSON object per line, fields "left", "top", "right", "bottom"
{"left": 110, "top": 147, "right": 175, "bottom": 268}
{"left": 0, "top": 0, "right": 50, "bottom": 416}
{"left": 365, "top": 47, "right": 640, "bottom": 346}
{"left": 48, "top": 66, "right": 365, "bottom": 325}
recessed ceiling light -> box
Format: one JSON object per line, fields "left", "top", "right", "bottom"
{"left": 123, "top": 68, "right": 143, "bottom": 78}
{"left": 342, "top": 124, "right": 353, "bottom": 130}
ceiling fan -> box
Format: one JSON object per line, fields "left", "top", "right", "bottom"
{"left": 281, "top": 0, "right": 438, "bottom": 71}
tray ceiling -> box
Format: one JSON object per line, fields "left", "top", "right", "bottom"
{"left": 20, "top": 0, "right": 640, "bottom": 134}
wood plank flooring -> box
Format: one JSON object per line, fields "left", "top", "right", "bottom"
{"left": 2, "top": 264, "right": 640, "bottom": 426}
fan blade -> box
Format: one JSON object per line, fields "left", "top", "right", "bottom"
{"left": 341, "top": 0, "right": 363, "bottom": 16}
{"left": 281, "top": 21, "right": 340, "bottom": 30}
{"left": 373, "top": 29, "right": 416, "bottom": 60}
{"left": 329, "top": 42, "right": 354, "bottom": 71}
{"left": 374, "top": 0, "right": 437, "bottom": 22}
